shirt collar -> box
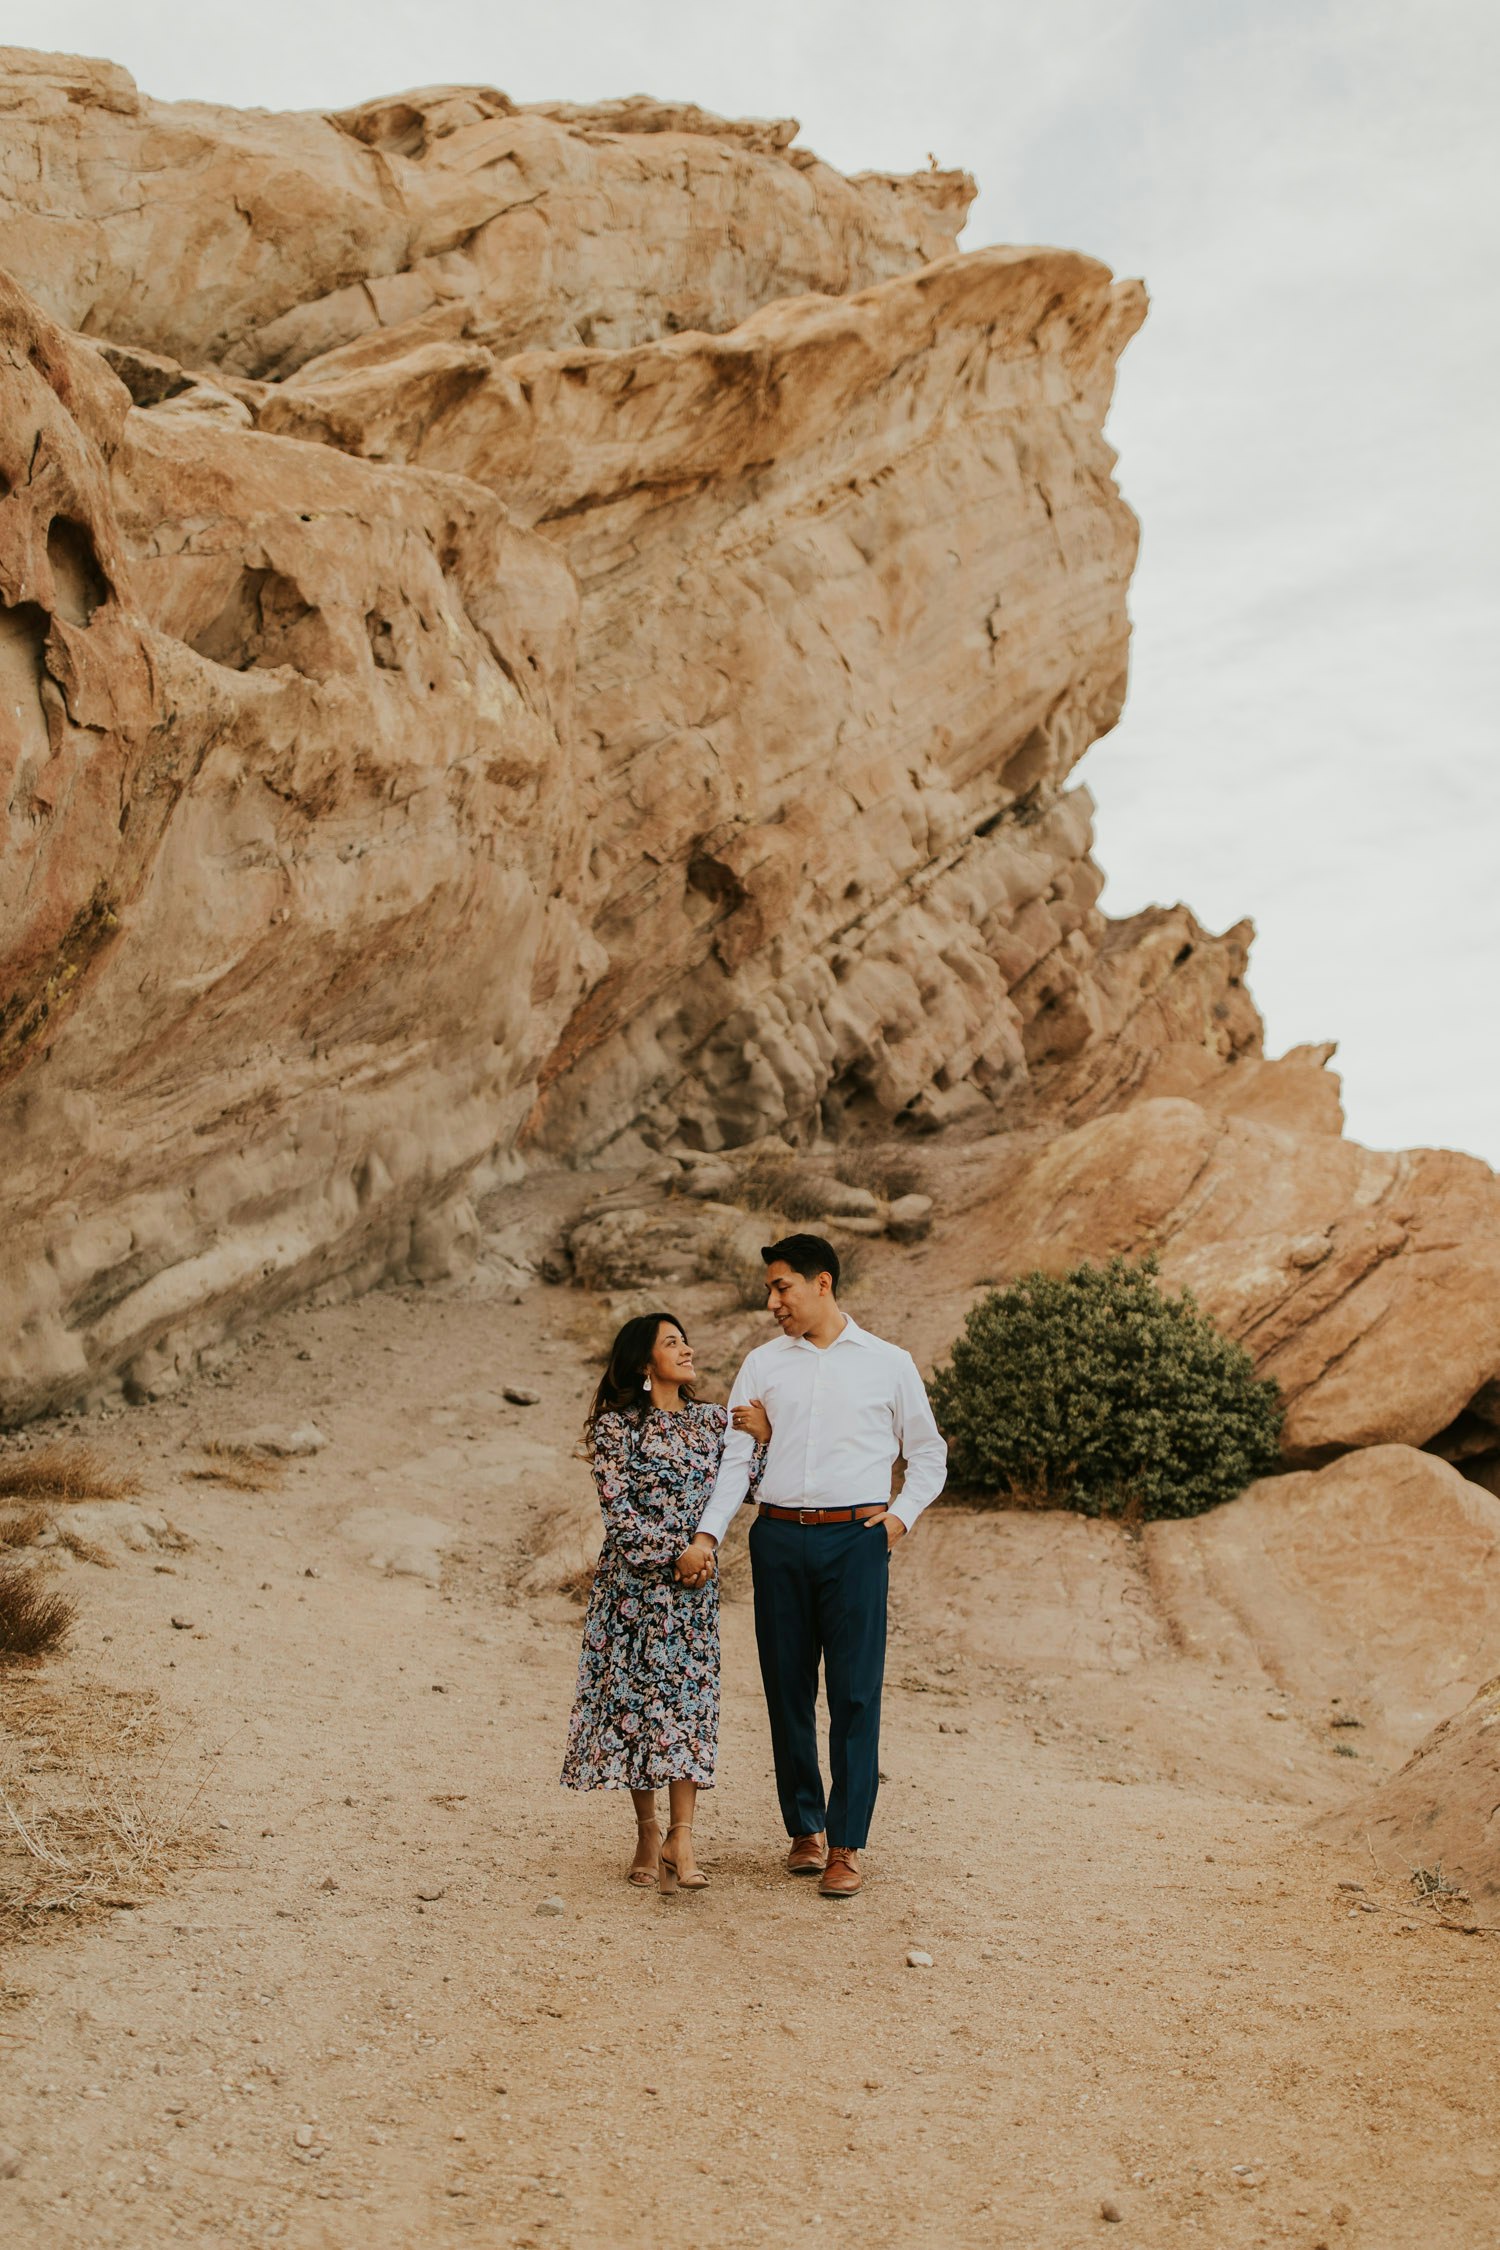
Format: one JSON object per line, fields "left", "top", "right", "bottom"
{"left": 787, "top": 1314, "right": 867, "bottom": 1352}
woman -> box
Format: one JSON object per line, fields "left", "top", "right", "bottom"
{"left": 561, "top": 1311, "right": 768, "bottom": 1893}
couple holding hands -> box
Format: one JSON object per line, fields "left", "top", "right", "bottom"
{"left": 561, "top": 1231, "right": 947, "bottom": 1897}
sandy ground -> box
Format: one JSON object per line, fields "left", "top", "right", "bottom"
{"left": 2, "top": 1264, "right": 1498, "bottom": 2250}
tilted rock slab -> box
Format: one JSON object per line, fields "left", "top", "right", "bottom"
{"left": 1145, "top": 1448, "right": 1500, "bottom": 1763}
{"left": 1320, "top": 1673, "right": 1500, "bottom": 1922}
{"left": 265, "top": 242, "right": 1158, "bottom": 1153}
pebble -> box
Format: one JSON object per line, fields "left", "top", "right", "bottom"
{"left": 293, "top": 2124, "right": 315, "bottom": 2149}
{"left": 238, "top": 1422, "right": 328, "bottom": 1458}
{"left": 905, "top": 1950, "right": 933, "bottom": 1969}
{"left": 0, "top": 2144, "right": 22, "bottom": 2179}
{"left": 1100, "top": 2200, "right": 1124, "bottom": 2224}
{"left": 504, "top": 1386, "right": 541, "bottom": 1406}
{"left": 417, "top": 1884, "right": 446, "bottom": 1903}
{"left": 170, "top": 1616, "right": 194, "bottom": 1631}
{"left": 536, "top": 1895, "right": 566, "bottom": 1916}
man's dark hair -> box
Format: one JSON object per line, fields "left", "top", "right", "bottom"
{"left": 761, "top": 1233, "right": 840, "bottom": 1295}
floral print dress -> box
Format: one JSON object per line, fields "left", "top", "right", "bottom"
{"left": 561, "top": 1403, "right": 757, "bottom": 1792}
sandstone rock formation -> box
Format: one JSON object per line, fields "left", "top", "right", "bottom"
{"left": 2, "top": 42, "right": 1498, "bottom": 1487}
{"left": 0, "top": 51, "right": 971, "bottom": 376}
{"left": 0, "top": 46, "right": 1196, "bottom": 1417}
{"left": 1323, "top": 1675, "right": 1500, "bottom": 1922}
{"left": 0, "top": 267, "right": 597, "bottom": 1416}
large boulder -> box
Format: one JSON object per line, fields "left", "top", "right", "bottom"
{"left": 1144, "top": 1448, "right": 1500, "bottom": 1759}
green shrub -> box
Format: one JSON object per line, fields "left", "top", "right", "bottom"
{"left": 930, "top": 1255, "right": 1283, "bottom": 1521}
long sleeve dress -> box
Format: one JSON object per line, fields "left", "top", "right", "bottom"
{"left": 561, "top": 1402, "right": 753, "bottom": 1792}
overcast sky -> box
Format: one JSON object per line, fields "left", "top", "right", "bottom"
{"left": 15, "top": 0, "right": 1500, "bottom": 1162}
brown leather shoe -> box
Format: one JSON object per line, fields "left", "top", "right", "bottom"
{"left": 818, "top": 1847, "right": 863, "bottom": 1898}
{"left": 786, "top": 1831, "right": 828, "bottom": 1876}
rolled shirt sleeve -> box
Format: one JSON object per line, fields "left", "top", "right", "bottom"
{"left": 696, "top": 1350, "right": 763, "bottom": 1545}
{"left": 888, "top": 1351, "right": 948, "bottom": 1532}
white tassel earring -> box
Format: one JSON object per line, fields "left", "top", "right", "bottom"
{"left": 642, "top": 1373, "right": 653, "bottom": 1393}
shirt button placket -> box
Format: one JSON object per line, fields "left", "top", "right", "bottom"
{"left": 807, "top": 1357, "right": 823, "bottom": 1506}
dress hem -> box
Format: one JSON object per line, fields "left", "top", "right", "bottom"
{"left": 561, "top": 1773, "right": 716, "bottom": 1793}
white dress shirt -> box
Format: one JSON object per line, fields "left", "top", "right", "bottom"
{"left": 696, "top": 1315, "right": 947, "bottom": 1544}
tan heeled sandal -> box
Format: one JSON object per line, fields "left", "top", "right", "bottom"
{"left": 658, "top": 1821, "right": 709, "bottom": 1894}
{"left": 626, "top": 1817, "right": 661, "bottom": 1888}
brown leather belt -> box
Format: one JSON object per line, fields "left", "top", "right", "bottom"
{"left": 757, "top": 1503, "right": 885, "bottom": 1526}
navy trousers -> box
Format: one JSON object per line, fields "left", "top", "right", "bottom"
{"left": 748, "top": 1513, "right": 889, "bottom": 1850}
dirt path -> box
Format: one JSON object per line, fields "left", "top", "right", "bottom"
{"left": 2, "top": 1278, "right": 1497, "bottom": 2248}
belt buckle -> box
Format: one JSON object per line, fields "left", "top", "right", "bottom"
{"left": 798, "top": 1507, "right": 818, "bottom": 1525}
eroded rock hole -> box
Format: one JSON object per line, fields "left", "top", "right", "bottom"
{"left": 46, "top": 518, "right": 109, "bottom": 625}
{"left": 188, "top": 568, "right": 324, "bottom": 675}
{"left": 365, "top": 610, "right": 402, "bottom": 671}
{"left": 687, "top": 854, "right": 748, "bottom": 914}
{"left": 1424, "top": 1378, "right": 1500, "bottom": 1499}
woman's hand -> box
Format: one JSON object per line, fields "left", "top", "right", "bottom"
{"left": 732, "top": 1396, "right": 772, "bottom": 1446}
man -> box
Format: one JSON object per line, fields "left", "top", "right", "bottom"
{"left": 675, "top": 1232, "right": 946, "bottom": 1898}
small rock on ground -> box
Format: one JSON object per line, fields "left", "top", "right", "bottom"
{"left": 905, "top": 1949, "right": 933, "bottom": 1968}
{"left": 237, "top": 1423, "right": 328, "bottom": 1457}
{"left": 536, "top": 1895, "right": 566, "bottom": 1916}
{"left": 504, "top": 1386, "right": 541, "bottom": 1405}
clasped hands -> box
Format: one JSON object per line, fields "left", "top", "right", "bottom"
{"left": 674, "top": 1532, "right": 717, "bottom": 1588}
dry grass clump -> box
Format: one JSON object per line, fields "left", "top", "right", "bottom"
{"left": 0, "top": 1762, "right": 211, "bottom": 1926}
{"left": 0, "top": 1506, "right": 49, "bottom": 1552}
{"left": 1, "top": 1687, "right": 211, "bottom": 1937}
{"left": 737, "top": 1158, "right": 837, "bottom": 1221}
{"left": 52, "top": 1527, "right": 116, "bottom": 1569}
{"left": 0, "top": 1569, "right": 77, "bottom": 1662}
{"left": 187, "top": 1441, "right": 284, "bottom": 1494}
{"left": 834, "top": 1149, "right": 928, "bottom": 1202}
{"left": 0, "top": 1445, "right": 137, "bottom": 1505}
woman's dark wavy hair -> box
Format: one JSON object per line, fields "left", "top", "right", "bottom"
{"left": 584, "top": 1311, "right": 694, "bottom": 1451}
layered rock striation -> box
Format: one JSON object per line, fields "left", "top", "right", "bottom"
{"left": 0, "top": 47, "right": 1188, "bottom": 1415}
{"left": 0, "top": 264, "right": 596, "bottom": 1414}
